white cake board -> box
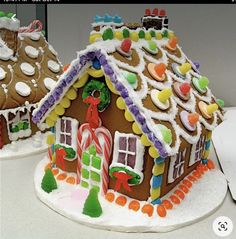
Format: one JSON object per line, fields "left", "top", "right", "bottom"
{"left": 0, "top": 131, "right": 50, "bottom": 160}
{"left": 34, "top": 157, "right": 227, "bottom": 233}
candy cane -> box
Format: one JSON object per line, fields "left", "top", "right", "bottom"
{"left": 95, "top": 126, "right": 112, "bottom": 195}
{"left": 19, "top": 20, "right": 43, "bottom": 33}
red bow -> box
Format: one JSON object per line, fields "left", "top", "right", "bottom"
{"left": 83, "top": 96, "right": 100, "bottom": 129}
{"left": 113, "top": 172, "right": 133, "bottom": 192}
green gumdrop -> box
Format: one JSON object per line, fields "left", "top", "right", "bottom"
{"left": 89, "top": 145, "right": 96, "bottom": 155}
{"left": 126, "top": 73, "right": 137, "bottom": 84}
{"left": 138, "top": 30, "right": 145, "bottom": 39}
{"left": 6, "top": 12, "right": 14, "bottom": 18}
{"left": 148, "top": 40, "right": 157, "bottom": 51}
{"left": 123, "top": 28, "right": 130, "bottom": 38}
{"left": 162, "top": 30, "right": 168, "bottom": 38}
{"left": 0, "top": 11, "right": 5, "bottom": 17}
{"left": 162, "top": 128, "right": 172, "bottom": 144}
{"left": 216, "top": 99, "right": 225, "bottom": 108}
{"left": 82, "top": 187, "right": 103, "bottom": 218}
{"left": 102, "top": 28, "right": 113, "bottom": 40}
{"left": 41, "top": 168, "right": 57, "bottom": 193}
{"left": 150, "top": 30, "right": 156, "bottom": 38}
{"left": 198, "top": 76, "right": 209, "bottom": 89}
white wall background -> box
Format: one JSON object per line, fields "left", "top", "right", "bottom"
{"left": 47, "top": 4, "right": 236, "bottom": 107}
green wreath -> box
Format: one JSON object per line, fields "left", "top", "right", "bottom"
{"left": 82, "top": 79, "right": 110, "bottom": 112}
{"left": 109, "top": 166, "right": 142, "bottom": 185}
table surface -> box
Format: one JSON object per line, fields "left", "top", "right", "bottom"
{"left": 1, "top": 146, "right": 235, "bottom": 239}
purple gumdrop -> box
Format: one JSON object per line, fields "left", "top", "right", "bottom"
{"left": 115, "top": 82, "right": 124, "bottom": 91}
{"left": 37, "top": 111, "right": 42, "bottom": 119}
{"left": 104, "top": 64, "right": 114, "bottom": 75}
{"left": 154, "top": 140, "right": 163, "bottom": 149}
{"left": 44, "top": 100, "right": 50, "bottom": 108}
{"left": 136, "top": 113, "right": 145, "bottom": 124}
{"left": 87, "top": 51, "right": 95, "bottom": 60}
{"left": 48, "top": 95, "right": 55, "bottom": 105}
{"left": 129, "top": 105, "right": 139, "bottom": 115}
{"left": 53, "top": 91, "right": 60, "bottom": 101}
{"left": 61, "top": 79, "right": 67, "bottom": 87}
{"left": 80, "top": 55, "right": 87, "bottom": 65}
{"left": 147, "top": 132, "right": 155, "bottom": 142}
{"left": 125, "top": 97, "right": 133, "bottom": 106}
{"left": 56, "top": 86, "right": 63, "bottom": 94}
{"left": 95, "top": 50, "right": 102, "bottom": 58}
{"left": 121, "top": 88, "right": 129, "bottom": 98}
{"left": 193, "top": 61, "right": 200, "bottom": 70}
{"left": 142, "top": 123, "right": 149, "bottom": 133}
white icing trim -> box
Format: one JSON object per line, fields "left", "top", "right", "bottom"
{"left": 0, "top": 17, "right": 20, "bottom": 31}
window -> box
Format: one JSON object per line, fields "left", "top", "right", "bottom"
{"left": 168, "top": 149, "right": 187, "bottom": 183}
{"left": 189, "top": 135, "right": 206, "bottom": 166}
{"left": 55, "top": 117, "right": 79, "bottom": 152}
{"left": 7, "top": 109, "right": 31, "bottom": 141}
{"left": 111, "top": 132, "right": 144, "bottom": 173}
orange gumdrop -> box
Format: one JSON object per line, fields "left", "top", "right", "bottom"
{"left": 66, "top": 177, "right": 76, "bottom": 184}
{"left": 188, "top": 113, "right": 199, "bottom": 126}
{"left": 169, "top": 195, "right": 180, "bottom": 205}
{"left": 141, "top": 204, "right": 154, "bottom": 217}
{"left": 202, "top": 164, "right": 209, "bottom": 171}
{"left": 207, "top": 159, "right": 215, "bottom": 170}
{"left": 157, "top": 205, "right": 167, "bottom": 217}
{"left": 52, "top": 168, "right": 59, "bottom": 176}
{"left": 162, "top": 199, "right": 173, "bottom": 210}
{"left": 63, "top": 64, "right": 70, "bottom": 72}
{"left": 183, "top": 179, "right": 192, "bottom": 188}
{"left": 187, "top": 175, "right": 197, "bottom": 182}
{"left": 174, "top": 189, "right": 185, "bottom": 200}
{"left": 193, "top": 170, "right": 201, "bottom": 179}
{"left": 168, "top": 37, "right": 178, "bottom": 49}
{"left": 179, "top": 184, "right": 189, "bottom": 193}
{"left": 196, "top": 164, "right": 204, "bottom": 175}
{"left": 56, "top": 173, "right": 67, "bottom": 181}
{"left": 115, "top": 195, "right": 127, "bottom": 206}
{"left": 44, "top": 163, "right": 52, "bottom": 171}
{"left": 105, "top": 192, "right": 115, "bottom": 202}
{"left": 128, "top": 200, "right": 140, "bottom": 212}
{"left": 154, "top": 63, "right": 166, "bottom": 78}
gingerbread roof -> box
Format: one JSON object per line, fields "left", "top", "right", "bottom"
{"left": 0, "top": 17, "right": 63, "bottom": 114}
{"left": 32, "top": 26, "right": 224, "bottom": 158}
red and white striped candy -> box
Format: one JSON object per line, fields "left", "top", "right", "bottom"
{"left": 19, "top": 20, "right": 43, "bottom": 33}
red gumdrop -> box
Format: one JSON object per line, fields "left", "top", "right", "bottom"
{"left": 121, "top": 39, "right": 132, "bottom": 53}
{"left": 152, "top": 8, "right": 158, "bottom": 16}
{"left": 154, "top": 63, "right": 166, "bottom": 77}
{"left": 159, "top": 9, "right": 166, "bottom": 16}
{"left": 180, "top": 82, "right": 191, "bottom": 95}
{"left": 145, "top": 8, "right": 151, "bottom": 15}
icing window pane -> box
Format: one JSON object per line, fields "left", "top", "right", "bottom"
{"left": 66, "top": 135, "right": 72, "bottom": 145}
{"left": 61, "top": 119, "right": 65, "bottom": 132}
{"left": 60, "top": 134, "right": 65, "bottom": 144}
{"left": 66, "top": 120, "right": 72, "bottom": 132}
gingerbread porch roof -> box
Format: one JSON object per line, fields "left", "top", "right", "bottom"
{"left": 0, "top": 29, "right": 63, "bottom": 113}
{"left": 32, "top": 27, "right": 224, "bottom": 158}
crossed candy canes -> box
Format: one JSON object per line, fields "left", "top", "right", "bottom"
{"left": 19, "top": 20, "right": 43, "bottom": 33}
{"left": 77, "top": 123, "right": 112, "bottom": 195}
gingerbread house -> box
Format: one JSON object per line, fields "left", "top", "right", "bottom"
{"left": 32, "top": 9, "right": 224, "bottom": 204}
{"left": 0, "top": 12, "right": 62, "bottom": 150}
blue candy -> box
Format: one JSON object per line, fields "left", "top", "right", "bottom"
{"left": 155, "top": 157, "right": 165, "bottom": 164}
{"left": 205, "top": 140, "right": 211, "bottom": 150}
{"left": 92, "top": 58, "right": 101, "bottom": 70}
{"left": 152, "top": 175, "right": 163, "bottom": 189}
{"left": 104, "top": 13, "right": 112, "bottom": 22}
{"left": 94, "top": 15, "right": 103, "bottom": 23}
{"left": 113, "top": 15, "right": 122, "bottom": 23}
{"left": 151, "top": 198, "right": 162, "bottom": 205}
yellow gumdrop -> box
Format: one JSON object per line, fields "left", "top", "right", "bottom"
{"left": 60, "top": 97, "right": 71, "bottom": 108}
{"left": 89, "top": 33, "right": 102, "bottom": 44}
{"left": 105, "top": 76, "right": 119, "bottom": 95}
{"left": 207, "top": 131, "right": 212, "bottom": 140}
{"left": 132, "top": 122, "right": 142, "bottom": 135}
{"left": 158, "top": 88, "right": 173, "bottom": 103}
{"left": 73, "top": 73, "right": 89, "bottom": 88}
{"left": 151, "top": 188, "right": 161, "bottom": 201}
{"left": 156, "top": 32, "right": 162, "bottom": 40}
{"left": 46, "top": 134, "right": 55, "bottom": 145}
{"left": 153, "top": 163, "right": 165, "bottom": 176}
{"left": 130, "top": 32, "right": 139, "bottom": 42}
{"left": 114, "top": 31, "right": 123, "bottom": 40}
{"left": 124, "top": 110, "right": 134, "bottom": 122}
{"left": 48, "top": 111, "right": 58, "bottom": 121}
{"left": 87, "top": 68, "right": 103, "bottom": 78}
{"left": 46, "top": 117, "right": 55, "bottom": 127}
{"left": 149, "top": 146, "right": 159, "bottom": 158}
{"left": 204, "top": 150, "right": 210, "bottom": 158}
{"left": 55, "top": 104, "right": 65, "bottom": 115}
{"left": 116, "top": 97, "right": 126, "bottom": 110}
{"left": 66, "top": 87, "right": 77, "bottom": 100}
{"left": 168, "top": 32, "right": 175, "bottom": 39}
{"left": 145, "top": 32, "right": 152, "bottom": 40}
{"left": 179, "top": 63, "right": 191, "bottom": 75}
{"left": 51, "top": 154, "right": 56, "bottom": 164}
{"left": 206, "top": 103, "right": 218, "bottom": 115}
{"left": 141, "top": 134, "right": 151, "bottom": 146}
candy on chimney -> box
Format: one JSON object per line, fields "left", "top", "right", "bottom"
{"left": 116, "top": 38, "right": 132, "bottom": 57}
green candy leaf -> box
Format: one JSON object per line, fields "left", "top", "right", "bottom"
{"left": 0, "top": 11, "right": 5, "bottom": 17}
{"left": 216, "top": 99, "right": 225, "bottom": 108}
{"left": 150, "top": 30, "right": 156, "bottom": 38}
{"left": 162, "top": 30, "right": 168, "bottom": 38}
{"left": 138, "top": 30, "right": 145, "bottom": 39}
{"left": 122, "top": 28, "right": 130, "bottom": 38}
{"left": 6, "top": 12, "right": 14, "bottom": 19}
{"left": 41, "top": 169, "right": 57, "bottom": 193}
{"left": 102, "top": 28, "right": 113, "bottom": 40}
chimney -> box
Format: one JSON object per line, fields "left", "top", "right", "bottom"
{"left": 0, "top": 12, "right": 20, "bottom": 56}
{"left": 141, "top": 8, "right": 168, "bottom": 30}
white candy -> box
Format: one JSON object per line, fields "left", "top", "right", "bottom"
{"left": 44, "top": 77, "right": 57, "bottom": 91}
{"left": 15, "top": 82, "right": 31, "bottom": 97}
{"left": 25, "top": 45, "right": 39, "bottom": 59}
{"left": 30, "top": 32, "right": 41, "bottom": 41}
{"left": 20, "top": 62, "right": 35, "bottom": 76}
{"left": 0, "top": 67, "right": 6, "bottom": 80}
{"left": 47, "top": 60, "right": 60, "bottom": 73}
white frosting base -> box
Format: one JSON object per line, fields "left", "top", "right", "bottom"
{"left": 0, "top": 131, "right": 51, "bottom": 160}
{"left": 34, "top": 157, "right": 227, "bottom": 232}
{"left": 0, "top": 16, "right": 20, "bottom": 31}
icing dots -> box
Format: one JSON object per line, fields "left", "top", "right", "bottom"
{"left": 15, "top": 82, "right": 31, "bottom": 97}
{"left": 44, "top": 77, "right": 57, "bottom": 91}
{"left": 20, "top": 62, "right": 35, "bottom": 76}
{"left": 48, "top": 60, "right": 60, "bottom": 73}
{"left": 48, "top": 44, "right": 57, "bottom": 56}
{"left": 0, "top": 67, "right": 6, "bottom": 80}
{"left": 30, "top": 32, "right": 41, "bottom": 41}
{"left": 25, "top": 45, "right": 39, "bottom": 59}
